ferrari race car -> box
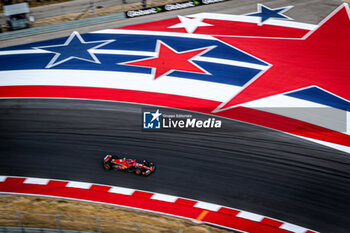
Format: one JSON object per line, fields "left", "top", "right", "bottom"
{"left": 103, "top": 154, "right": 156, "bottom": 176}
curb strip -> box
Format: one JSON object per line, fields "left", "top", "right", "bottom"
{"left": 0, "top": 176, "right": 318, "bottom": 233}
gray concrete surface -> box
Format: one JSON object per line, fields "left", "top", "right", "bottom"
{"left": 0, "top": 0, "right": 136, "bottom": 24}
{"left": 0, "top": 12, "right": 125, "bottom": 41}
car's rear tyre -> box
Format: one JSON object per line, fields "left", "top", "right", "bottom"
{"left": 126, "top": 167, "right": 135, "bottom": 173}
{"left": 104, "top": 164, "right": 111, "bottom": 170}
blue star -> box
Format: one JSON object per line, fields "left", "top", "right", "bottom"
{"left": 247, "top": 4, "right": 293, "bottom": 25}
{"left": 34, "top": 31, "right": 114, "bottom": 68}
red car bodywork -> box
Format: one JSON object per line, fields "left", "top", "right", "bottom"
{"left": 103, "top": 155, "right": 155, "bottom": 176}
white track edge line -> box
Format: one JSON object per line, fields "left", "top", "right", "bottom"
{"left": 236, "top": 211, "right": 265, "bottom": 222}
{"left": 108, "top": 186, "right": 135, "bottom": 195}
{"left": 66, "top": 181, "right": 92, "bottom": 189}
{"left": 23, "top": 178, "right": 50, "bottom": 185}
{"left": 150, "top": 193, "right": 178, "bottom": 202}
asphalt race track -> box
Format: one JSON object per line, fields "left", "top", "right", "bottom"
{"left": 0, "top": 99, "right": 349, "bottom": 233}
{"left": 1, "top": 0, "right": 350, "bottom": 232}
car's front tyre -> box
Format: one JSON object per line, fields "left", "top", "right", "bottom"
{"left": 135, "top": 168, "right": 142, "bottom": 175}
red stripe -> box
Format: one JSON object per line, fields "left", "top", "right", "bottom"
{"left": 90, "top": 184, "right": 112, "bottom": 192}
{"left": 47, "top": 180, "right": 68, "bottom": 187}
{"left": 175, "top": 198, "right": 197, "bottom": 207}
{"left": 204, "top": 211, "right": 292, "bottom": 233}
{"left": 261, "top": 217, "right": 284, "bottom": 228}
{"left": 218, "top": 207, "right": 240, "bottom": 216}
{"left": 2, "top": 177, "right": 26, "bottom": 187}
{"left": 132, "top": 191, "right": 154, "bottom": 199}
{"left": 0, "top": 85, "right": 348, "bottom": 147}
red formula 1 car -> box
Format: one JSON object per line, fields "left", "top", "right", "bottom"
{"left": 103, "top": 154, "right": 156, "bottom": 176}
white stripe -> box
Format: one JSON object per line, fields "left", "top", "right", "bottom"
{"left": 0, "top": 49, "right": 51, "bottom": 56}
{"left": 0, "top": 69, "right": 236, "bottom": 102}
{"left": 0, "top": 49, "right": 154, "bottom": 56}
{"left": 243, "top": 93, "right": 349, "bottom": 134}
{"left": 90, "top": 29, "right": 215, "bottom": 40}
{"left": 0, "top": 176, "right": 7, "bottom": 182}
{"left": 66, "top": 181, "right": 92, "bottom": 189}
{"left": 280, "top": 223, "right": 309, "bottom": 233}
{"left": 187, "top": 13, "right": 317, "bottom": 30}
{"left": 24, "top": 178, "right": 50, "bottom": 185}
{"left": 195, "top": 56, "right": 268, "bottom": 70}
{"left": 347, "top": 110, "right": 350, "bottom": 134}
{"left": 92, "top": 49, "right": 154, "bottom": 57}
{"left": 108, "top": 186, "right": 135, "bottom": 195}
{"left": 151, "top": 193, "right": 178, "bottom": 203}
{"left": 0, "top": 69, "right": 330, "bottom": 107}
{"left": 244, "top": 94, "right": 327, "bottom": 108}
{"left": 236, "top": 211, "right": 264, "bottom": 222}
{"left": 194, "top": 201, "right": 222, "bottom": 211}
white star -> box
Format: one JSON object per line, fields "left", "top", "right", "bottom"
{"left": 168, "top": 16, "right": 213, "bottom": 34}
{"left": 151, "top": 109, "right": 162, "bottom": 122}
{"left": 34, "top": 31, "right": 114, "bottom": 68}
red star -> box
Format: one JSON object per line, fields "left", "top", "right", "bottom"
{"left": 123, "top": 41, "right": 212, "bottom": 79}
{"left": 215, "top": 4, "right": 350, "bottom": 111}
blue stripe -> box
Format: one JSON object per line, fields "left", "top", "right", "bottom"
{"left": 287, "top": 87, "right": 350, "bottom": 111}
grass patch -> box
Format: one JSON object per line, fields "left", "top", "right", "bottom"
{"left": 0, "top": 195, "right": 236, "bottom": 233}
